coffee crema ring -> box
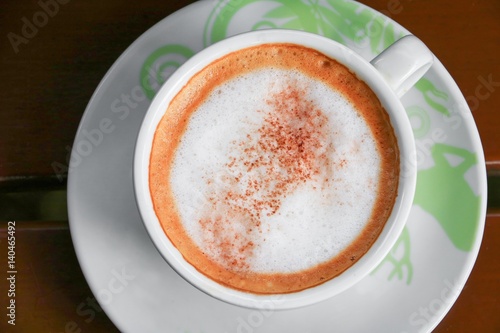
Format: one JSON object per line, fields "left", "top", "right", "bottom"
{"left": 149, "top": 43, "right": 399, "bottom": 294}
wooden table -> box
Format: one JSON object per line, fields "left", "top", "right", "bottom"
{"left": 0, "top": 0, "right": 498, "bottom": 332}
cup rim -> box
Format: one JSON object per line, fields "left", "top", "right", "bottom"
{"left": 134, "top": 29, "right": 417, "bottom": 310}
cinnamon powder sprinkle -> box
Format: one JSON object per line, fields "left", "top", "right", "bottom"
{"left": 199, "top": 82, "right": 334, "bottom": 271}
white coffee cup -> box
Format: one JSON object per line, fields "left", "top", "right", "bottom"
{"left": 134, "top": 29, "right": 431, "bottom": 310}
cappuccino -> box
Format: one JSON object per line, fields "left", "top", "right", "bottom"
{"left": 149, "top": 43, "right": 399, "bottom": 294}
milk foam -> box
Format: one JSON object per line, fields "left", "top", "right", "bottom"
{"left": 170, "top": 68, "right": 380, "bottom": 274}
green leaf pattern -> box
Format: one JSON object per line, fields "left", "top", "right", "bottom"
{"left": 415, "top": 78, "right": 450, "bottom": 116}
{"left": 371, "top": 227, "right": 413, "bottom": 284}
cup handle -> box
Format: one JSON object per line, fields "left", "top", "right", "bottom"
{"left": 370, "top": 35, "right": 433, "bottom": 98}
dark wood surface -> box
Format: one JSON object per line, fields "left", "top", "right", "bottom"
{"left": 0, "top": 0, "right": 498, "bottom": 332}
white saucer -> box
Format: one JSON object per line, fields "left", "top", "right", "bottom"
{"left": 68, "top": 1, "right": 487, "bottom": 332}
